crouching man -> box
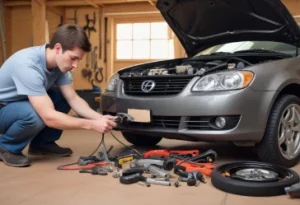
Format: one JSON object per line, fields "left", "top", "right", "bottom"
{"left": 0, "top": 24, "right": 116, "bottom": 167}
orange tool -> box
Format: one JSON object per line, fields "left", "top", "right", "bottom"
{"left": 143, "top": 149, "right": 199, "bottom": 158}
{"left": 176, "top": 161, "right": 217, "bottom": 177}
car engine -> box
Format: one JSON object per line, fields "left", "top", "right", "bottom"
{"left": 119, "top": 55, "right": 285, "bottom": 78}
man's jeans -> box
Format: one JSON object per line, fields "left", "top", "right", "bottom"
{"left": 0, "top": 88, "right": 71, "bottom": 154}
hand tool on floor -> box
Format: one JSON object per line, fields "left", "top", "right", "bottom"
{"left": 79, "top": 166, "right": 109, "bottom": 175}
{"left": 143, "top": 149, "right": 199, "bottom": 159}
{"left": 144, "top": 149, "right": 217, "bottom": 163}
{"left": 285, "top": 182, "right": 300, "bottom": 198}
{"left": 57, "top": 160, "right": 109, "bottom": 170}
{"left": 184, "top": 149, "right": 217, "bottom": 163}
{"left": 174, "top": 166, "right": 206, "bottom": 186}
{"left": 131, "top": 158, "right": 177, "bottom": 179}
{"left": 175, "top": 161, "right": 217, "bottom": 177}
{"left": 114, "top": 154, "right": 138, "bottom": 168}
{"left": 119, "top": 172, "right": 179, "bottom": 187}
{"left": 113, "top": 167, "right": 145, "bottom": 178}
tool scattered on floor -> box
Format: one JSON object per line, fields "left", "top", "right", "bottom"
{"left": 57, "top": 112, "right": 218, "bottom": 188}
{"left": 285, "top": 182, "right": 300, "bottom": 198}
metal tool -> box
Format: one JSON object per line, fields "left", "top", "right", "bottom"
{"left": 143, "top": 149, "right": 199, "bottom": 159}
{"left": 285, "top": 182, "right": 300, "bottom": 198}
{"left": 131, "top": 159, "right": 176, "bottom": 180}
{"left": 79, "top": 166, "right": 108, "bottom": 176}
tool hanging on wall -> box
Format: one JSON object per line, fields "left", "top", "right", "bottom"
{"left": 83, "top": 12, "right": 97, "bottom": 39}
{"left": 81, "top": 46, "right": 104, "bottom": 87}
{"left": 104, "top": 17, "right": 108, "bottom": 63}
{"left": 67, "top": 9, "right": 78, "bottom": 24}
{"left": 93, "top": 46, "right": 104, "bottom": 83}
{"left": 57, "top": 16, "right": 64, "bottom": 28}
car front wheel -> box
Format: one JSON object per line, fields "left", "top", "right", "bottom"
{"left": 121, "top": 132, "right": 162, "bottom": 146}
{"left": 256, "top": 94, "right": 300, "bottom": 167}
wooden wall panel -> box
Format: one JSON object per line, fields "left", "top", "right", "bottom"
{"left": 11, "top": 6, "right": 32, "bottom": 54}
{"left": 3, "top": 6, "right": 12, "bottom": 59}
{"left": 46, "top": 7, "right": 63, "bottom": 41}
{"left": 31, "top": 0, "right": 47, "bottom": 46}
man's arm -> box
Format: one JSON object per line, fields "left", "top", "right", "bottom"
{"left": 28, "top": 94, "right": 116, "bottom": 133}
{"left": 58, "top": 84, "right": 105, "bottom": 120}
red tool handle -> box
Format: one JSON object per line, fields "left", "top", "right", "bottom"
{"left": 143, "top": 149, "right": 200, "bottom": 158}
{"left": 169, "top": 150, "right": 199, "bottom": 156}
{"left": 57, "top": 161, "right": 108, "bottom": 170}
{"left": 143, "top": 150, "right": 171, "bottom": 158}
{"left": 178, "top": 161, "right": 217, "bottom": 177}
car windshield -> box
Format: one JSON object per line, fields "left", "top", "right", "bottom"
{"left": 195, "top": 41, "right": 299, "bottom": 57}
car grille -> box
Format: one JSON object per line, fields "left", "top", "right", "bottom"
{"left": 127, "top": 115, "right": 240, "bottom": 130}
{"left": 123, "top": 76, "right": 193, "bottom": 96}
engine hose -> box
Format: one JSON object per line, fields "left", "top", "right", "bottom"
{"left": 227, "top": 56, "right": 252, "bottom": 66}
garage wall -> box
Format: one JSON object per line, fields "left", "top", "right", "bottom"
{"left": 64, "top": 7, "right": 103, "bottom": 90}
{"left": 1, "top": 0, "right": 300, "bottom": 91}
{"left": 283, "top": 0, "right": 300, "bottom": 23}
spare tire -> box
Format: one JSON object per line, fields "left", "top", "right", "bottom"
{"left": 211, "top": 161, "right": 300, "bottom": 196}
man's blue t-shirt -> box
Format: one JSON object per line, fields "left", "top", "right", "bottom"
{"left": 0, "top": 44, "right": 72, "bottom": 104}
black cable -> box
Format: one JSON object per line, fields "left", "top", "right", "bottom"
{"left": 226, "top": 56, "right": 252, "bottom": 66}
{"left": 88, "top": 134, "right": 104, "bottom": 157}
{"left": 57, "top": 134, "right": 105, "bottom": 170}
{"left": 57, "top": 128, "right": 143, "bottom": 170}
{"left": 109, "top": 131, "right": 143, "bottom": 157}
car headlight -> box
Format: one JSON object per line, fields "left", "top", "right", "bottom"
{"left": 192, "top": 71, "right": 254, "bottom": 91}
{"left": 105, "top": 73, "right": 120, "bottom": 92}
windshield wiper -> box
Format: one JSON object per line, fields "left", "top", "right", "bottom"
{"left": 234, "top": 49, "right": 292, "bottom": 57}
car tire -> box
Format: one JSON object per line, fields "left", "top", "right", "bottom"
{"left": 121, "top": 132, "right": 162, "bottom": 146}
{"left": 256, "top": 94, "right": 300, "bottom": 167}
{"left": 211, "top": 161, "right": 300, "bottom": 196}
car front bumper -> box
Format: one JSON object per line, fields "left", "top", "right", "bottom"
{"left": 101, "top": 79, "right": 276, "bottom": 143}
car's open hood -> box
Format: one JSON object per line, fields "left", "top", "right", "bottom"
{"left": 156, "top": 0, "right": 300, "bottom": 56}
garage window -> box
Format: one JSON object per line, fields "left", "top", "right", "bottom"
{"left": 116, "top": 22, "right": 174, "bottom": 60}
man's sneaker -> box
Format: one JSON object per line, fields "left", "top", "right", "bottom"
{"left": 28, "top": 143, "right": 73, "bottom": 157}
{"left": 0, "top": 146, "right": 30, "bottom": 167}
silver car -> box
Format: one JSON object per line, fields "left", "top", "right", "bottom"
{"left": 101, "top": 0, "right": 300, "bottom": 167}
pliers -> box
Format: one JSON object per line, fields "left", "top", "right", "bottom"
{"left": 176, "top": 161, "right": 217, "bottom": 176}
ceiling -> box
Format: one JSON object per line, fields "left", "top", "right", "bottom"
{"left": 3, "top": 0, "right": 158, "bottom": 8}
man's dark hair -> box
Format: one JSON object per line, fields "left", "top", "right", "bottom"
{"left": 48, "top": 24, "right": 91, "bottom": 52}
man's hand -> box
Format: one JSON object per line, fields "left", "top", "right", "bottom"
{"left": 91, "top": 115, "right": 117, "bottom": 133}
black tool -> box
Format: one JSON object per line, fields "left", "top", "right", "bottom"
{"left": 115, "top": 113, "right": 134, "bottom": 124}
{"left": 78, "top": 156, "right": 102, "bottom": 166}
{"left": 189, "top": 149, "right": 217, "bottom": 163}
{"left": 119, "top": 167, "right": 144, "bottom": 184}
{"left": 120, "top": 173, "right": 142, "bottom": 184}
{"left": 79, "top": 166, "right": 108, "bottom": 176}
{"left": 175, "top": 166, "right": 206, "bottom": 186}
{"left": 285, "top": 182, "right": 300, "bottom": 198}
{"left": 122, "top": 167, "right": 144, "bottom": 176}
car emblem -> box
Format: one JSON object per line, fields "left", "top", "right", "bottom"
{"left": 141, "top": 80, "right": 156, "bottom": 93}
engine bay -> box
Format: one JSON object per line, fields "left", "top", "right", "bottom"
{"left": 119, "top": 55, "right": 287, "bottom": 78}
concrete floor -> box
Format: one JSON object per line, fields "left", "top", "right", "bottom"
{"left": 0, "top": 130, "right": 299, "bottom": 205}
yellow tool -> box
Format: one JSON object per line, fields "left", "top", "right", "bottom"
{"left": 115, "top": 154, "right": 136, "bottom": 168}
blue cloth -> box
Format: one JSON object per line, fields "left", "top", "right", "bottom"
{"left": 0, "top": 87, "right": 71, "bottom": 153}
{"left": 0, "top": 44, "right": 72, "bottom": 104}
